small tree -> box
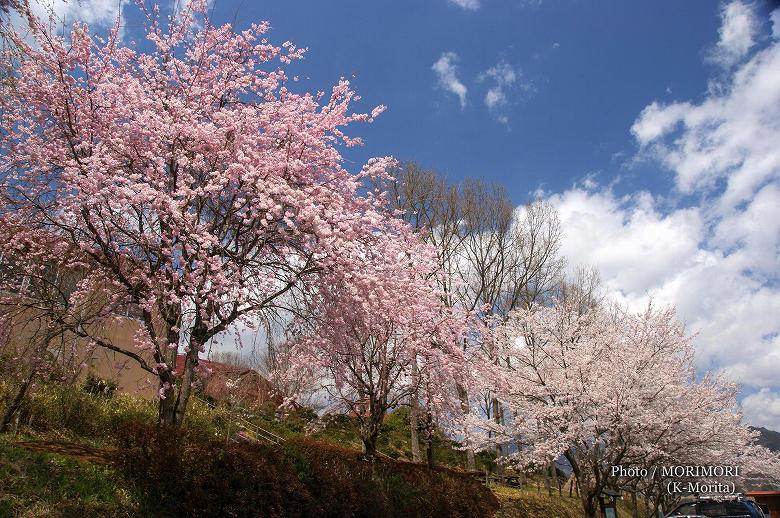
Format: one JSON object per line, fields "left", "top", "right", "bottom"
{"left": 281, "top": 224, "right": 468, "bottom": 460}
{"left": 1, "top": 1, "right": 394, "bottom": 425}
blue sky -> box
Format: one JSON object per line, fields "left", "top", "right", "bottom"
{"left": 206, "top": 0, "right": 724, "bottom": 202}
{"left": 18, "top": 0, "right": 780, "bottom": 429}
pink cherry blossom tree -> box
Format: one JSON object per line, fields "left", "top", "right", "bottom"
{"left": 0, "top": 0, "right": 395, "bottom": 425}
{"left": 490, "top": 302, "right": 780, "bottom": 518}
{"left": 280, "top": 221, "right": 469, "bottom": 460}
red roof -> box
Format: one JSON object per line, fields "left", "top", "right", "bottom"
{"left": 745, "top": 491, "right": 780, "bottom": 496}
{"left": 174, "top": 354, "right": 251, "bottom": 376}
{"left": 174, "top": 354, "right": 280, "bottom": 407}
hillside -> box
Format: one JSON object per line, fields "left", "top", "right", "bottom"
{"left": 0, "top": 383, "right": 501, "bottom": 517}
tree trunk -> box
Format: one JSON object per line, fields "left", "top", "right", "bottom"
{"left": 172, "top": 346, "right": 198, "bottom": 426}
{"left": 360, "top": 399, "right": 384, "bottom": 461}
{"left": 492, "top": 397, "right": 504, "bottom": 480}
{"left": 456, "top": 382, "right": 475, "bottom": 470}
{"left": 362, "top": 431, "right": 379, "bottom": 459}
{"left": 545, "top": 462, "right": 552, "bottom": 496}
{"left": 466, "top": 443, "right": 475, "bottom": 471}
{"left": 158, "top": 384, "right": 177, "bottom": 425}
{"left": 409, "top": 362, "right": 421, "bottom": 462}
{"left": 549, "top": 462, "right": 559, "bottom": 496}
{"left": 425, "top": 411, "right": 435, "bottom": 468}
{"left": 581, "top": 491, "right": 600, "bottom": 518}
{"left": 155, "top": 303, "right": 183, "bottom": 426}
{"left": 158, "top": 336, "right": 179, "bottom": 426}
{"left": 1, "top": 329, "right": 57, "bottom": 433}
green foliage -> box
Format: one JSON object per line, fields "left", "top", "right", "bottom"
{"left": 82, "top": 375, "right": 118, "bottom": 398}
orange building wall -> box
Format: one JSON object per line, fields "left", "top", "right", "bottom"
{"left": 80, "top": 317, "right": 158, "bottom": 399}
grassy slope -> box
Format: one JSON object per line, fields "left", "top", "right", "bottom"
{"left": 0, "top": 435, "right": 153, "bottom": 518}
{"left": 493, "top": 485, "right": 642, "bottom": 518}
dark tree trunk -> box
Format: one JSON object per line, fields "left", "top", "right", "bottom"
{"left": 362, "top": 432, "right": 379, "bottom": 459}
{"left": 492, "top": 397, "right": 504, "bottom": 480}
{"left": 580, "top": 493, "right": 600, "bottom": 518}
{"left": 172, "top": 342, "right": 199, "bottom": 426}
{"left": 409, "top": 362, "right": 421, "bottom": 462}
{"left": 550, "top": 462, "right": 560, "bottom": 496}
{"left": 1, "top": 330, "right": 57, "bottom": 433}
{"left": 425, "top": 411, "right": 435, "bottom": 468}
{"left": 456, "top": 383, "right": 475, "bottom": 470}
{"left": 360, "top": 397, "right": 385, "bottom": 461}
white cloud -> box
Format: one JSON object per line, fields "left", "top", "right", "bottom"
{"left": 481, "top": 61, "right": 516, "bottom": 110}
{"left": 742, "top": 389, "right": 780, "bottom": 431}
{"left": 478, "top": 60, "right": 531, "bottom": 124}
{"left": 708, "top": 1, "right": 759, "bottom": 68}
{"left": 630, "top": 101, "right": 691, "bottom": 146}
{"left": 547, "top": 5, "right": 780, "bottom": 429}
{"left": 632, "top": 23, "right": 780, "bottom": 210}
{"left": 7, "top": 0, "right": 128, "bottom": 44}
{"left": 550, "top": 189, "right": 704, "bottom": 298}
{"left": 432, "top": 52, "right": 468, "bottom": 109}
{"left": 24, "top": 0, "right": 125, "bottom": 29}
{"left": 448, "top": 0, "right": 480, "bottom": 10}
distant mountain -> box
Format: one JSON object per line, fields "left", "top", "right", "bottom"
{"left": 752, "top": 426, "right": 780, "bottom": 452}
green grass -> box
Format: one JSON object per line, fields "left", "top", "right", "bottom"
{"left": 493, "top": 484, "right": 646, "bottom": 518}
{"left": 0, "top": 435, "right": 154, "bottom": 518}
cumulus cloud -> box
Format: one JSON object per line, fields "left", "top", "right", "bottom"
{"left": 742, "top": 389, "right": 780, "bottom": 431}
{"left": 551, "top": 185, "right": 780, "bottom": 386}
{"left": 550, "top": 189, "right": 704, "bottom": 298}
{"left": 6, "top": 0, "right": 129, "bottom": 44}
{"left": 773, "top": 8, "right": 780, "bottom": 39}
{"left": 22, "top": 0, "right": 125, "bottom": 30}
{"left": 432, "top": 52, "right": 468, "bottom": 109}
{"left": 547, "top": 2, "right": 780, "bottom": 429}
{"left": 708, "top": 1, "right": 759, "bottom": 68}
{"left": 448, "top": 0, "right": 480, "bottom": 10}
{"left": 632, "top": 37, "right": 780, "bottom": 207}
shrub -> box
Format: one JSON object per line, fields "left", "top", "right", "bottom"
{"left": 116, "top": 423, "right": 499, "bottom": 518}
{"left": 117, "top": 422, "right": 318, "bottom": 518}
{"left": 83, "top": 374, "right": 118, "bottom": 397}
{"left": 15, "top": 384, "right": 156, "bottom": 440}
